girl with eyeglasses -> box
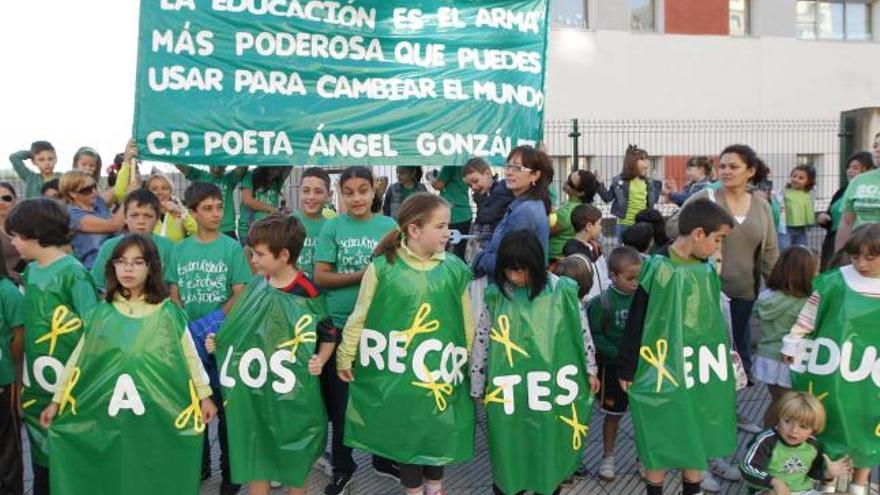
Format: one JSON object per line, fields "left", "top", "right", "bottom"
{"left": 59, "top": 170, "right": 136, "bottom": 270}
{"left": 40, "top": 233, "right": 216, "bottom": 495}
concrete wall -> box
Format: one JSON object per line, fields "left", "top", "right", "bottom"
{"left": 544, "top": 28, "right": 880, "bottom": 120}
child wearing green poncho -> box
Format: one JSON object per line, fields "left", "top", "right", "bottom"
{"left": 5, "top": 198, "right": 99, "bottom": 495}
{"left": 782, "top": 224, "right": 880, "bottom": 495}
{"left": 40, "top": 233, "right": 216, "bottom": 495}
{"left": 208, "top": 214, "right": 336, "bottom": 495}
{"left": 471, "top": 229, "right": 599, "bottom": 495}
{"left": 619, "top": 198, "right": 737, "bottom": 495}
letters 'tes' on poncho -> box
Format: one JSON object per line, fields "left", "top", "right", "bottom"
{"left": 482, "top": 275, "right": 594, "bottom": 495}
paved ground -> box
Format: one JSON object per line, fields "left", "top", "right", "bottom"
{"left": 22, "top": 383, "right": 877, "bottom": 494}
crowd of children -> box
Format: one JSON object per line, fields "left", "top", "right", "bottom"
{"left": 0, "top": 139, "right": 877, "bottom": 495}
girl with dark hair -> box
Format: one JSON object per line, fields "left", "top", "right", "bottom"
{"left": 40, "top": 233, "right": 217, "bottom": 495}
{"left": 597, "top": 145, "right": 663, "bottom": 239}
{"left": 313, "top": 165, "right": 398, "bottom": 491}
{"left": 238, "top": 166, "right": 293, "bottom": 242}
{"left": 818, "top": 151, "right": 874, "bottom": 269}
{"left": 337, "top": 193, "right": 475, "bottom": 495}
{"left": 471, "top": 229, "right": 598, "bottom": 495}
{"left": 549, "top": 169, "right": 600, "bottom": 260}
{"left": 782, "top": 164, "right": 818, "bottom": 248}
{"left": 782, "top": 223, "right": 880, "bottom": 495}
{"left": 383, "top": 166, "right": 427, "bottom": 219}
{"left": 473, "top": 145, "right": 555, "bottom": 277}
{"left": 0, "top": 238, "right": 25, "bottom": 495}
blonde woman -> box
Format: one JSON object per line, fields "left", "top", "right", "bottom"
{"left": 59, "top": 170, "right": 127, "bottom": 269}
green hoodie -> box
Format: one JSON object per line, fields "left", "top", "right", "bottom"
{"left": 753, "top": 289, "right": 807, "bottom": 360}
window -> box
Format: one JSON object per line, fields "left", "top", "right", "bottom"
{"left": 730, "top": 0, "right": 750, "bottom": 36}
{"left": 796, "top": 0, "right": 873, "bottom": 40}
{"left": 631, "top": 0, "right": 656, "bottom": 32}
{"left": 551, "top": 0, "right": 588, "bottom": 28}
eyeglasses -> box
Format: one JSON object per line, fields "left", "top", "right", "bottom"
{"left": 0, "top": 195, "right": 14, "bottom": 203}
{"left": 112, "top": 258, "right": 148, "bottom": 270}
{"left": 505, "top": 164, "right": 534, "bottom": 173}
{"left": 76, "top": 184, "right": 97, "bottom": 195}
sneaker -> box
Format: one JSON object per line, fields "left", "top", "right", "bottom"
{"left": 598, "top": 456, "right": 616, "bottom": 482}
{"left": 700, "top": 471, "right": 721, "bottom": 493}
{"left": 315, "top": 452, "right": 333, "bottom": 477}
{"left": 736, "top": 415, "right": 762, "bottom": 434}
{"left": 709, "top": 458, "right": 742, "bottom": 481}
{"left": 270, "top": 481, "right": 282, "bottom": 488}
{"left": 324, "top": 472, "right": 354, "bottom": 495}
{"left": 219, "top": 480, "right": 242, "bottom": 495}
{"left": 371, "top": 459, "right": 401, "bottom": 483}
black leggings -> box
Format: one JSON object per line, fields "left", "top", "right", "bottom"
{"left": 400, "top": 464, "right": 444, "bottom": 489}
{"left": 0, "top": 385, "right": 22, "bottom": 495}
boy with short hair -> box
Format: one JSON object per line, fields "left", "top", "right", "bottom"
{"left": 622, "top": 222, "right": 655, "bottom": 255}
{"left": 461, "top": 158, "right": 513, "bottom": 261}
{"left": 91, "top": 189, "right": 174, "bottom": 289}
{"left": 168, "top": 181, "right": 252, "bottom": 495}
{"left": 40, "top": 178, "right": 61, "bottom": 200}
{"left": 619, "top": 198, "right": 737, "bottom": 495}
{"left": 9, "top": 141, "right": 62, "bottom": 199}
{"left": 5, "top": 198, "right": 99, "bottom": 495}
{"left": 175, "top": 164, "right": 247, "bottom": 239}
{"left": 587, "top": 245, "right": 642, "bottom": 481}
{"left": 208, "top": 214, "right": 336, "bottom": 495}
{"left": 563, "top": 203, "right": 610, "bottom": 300}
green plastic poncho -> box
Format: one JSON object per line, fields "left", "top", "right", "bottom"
{"left": 628, "top": 255, "right": 736, "bottom": 470}
{"left": 48, "top": 301, "right": 204, "bottom": 495}
{"left": 345, "top": 255, "right": 475, "bottom": 465}
{"left": 483, "top": 276, "right": 593, "bottom": 495}
{"left": 790, "top": 269, "right": 880, "bottom": 468}
{"left": 216, "top": 278, "right": 328, "bottom": 486}
{"left": 20, "top": 256, "right": 98, "bottom": 467}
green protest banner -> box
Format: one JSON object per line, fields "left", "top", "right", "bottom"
{"left": 627, "top": 256, "right": 736, "bottom": 470}
{"left": 790, "top": 269, "right": 880, "bottom": 468}
{"left": 133, "top": 0, "right": 549, "bottom": 166}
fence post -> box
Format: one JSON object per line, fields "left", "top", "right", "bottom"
{"left": 838, "top": 116, "right": 855, "bottom": 189}
{"left": 568, "top": 118, "right": 581, "bottom": 171}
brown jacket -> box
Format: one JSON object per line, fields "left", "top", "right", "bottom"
{"left": 667, "top": 188, "right": 779, "bottom": 300}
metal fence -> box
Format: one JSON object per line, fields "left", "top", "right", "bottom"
{"left": 1, "top": 118, "right": 845, "bottom": 250}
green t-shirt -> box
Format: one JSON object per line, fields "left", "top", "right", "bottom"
{"left": 437, "top": 166, "right": 473, "bottom": 225}
{"left": 90, "top": 234, "right": 175, "bottom": 289}
{"left": 314, "top": 213, "right": 397, "bottom": 327}
{"left": 168, "top": 234, "right": 253, "bottom": 320}
{"left": 586, "top": 286, "right": 633, "bottom": 362}
{"left": 842, "top": 168, "right": 880, "bottom": 228}
{"left": 548, "top": 198, "right": 583, "bottom": 259}
{"left": 0, "top": 278, "right": 24, "bottom": 385}
{"left": 622, "top": 178, "right": 647, "bottom": 226}
{"left": 292, "top": 210, "right": 326, "bottom": 279}
{"left": 238, "top": 171, "right": 284, "bottom": 240}
{"left": 783, "top": 188, "right": 815, "bottom": 227}
{"left": 830, "top": 195, "right": 845, "bottom": 231}
{"left": 183, "top": 167, "right": 244, "bottom": 234}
